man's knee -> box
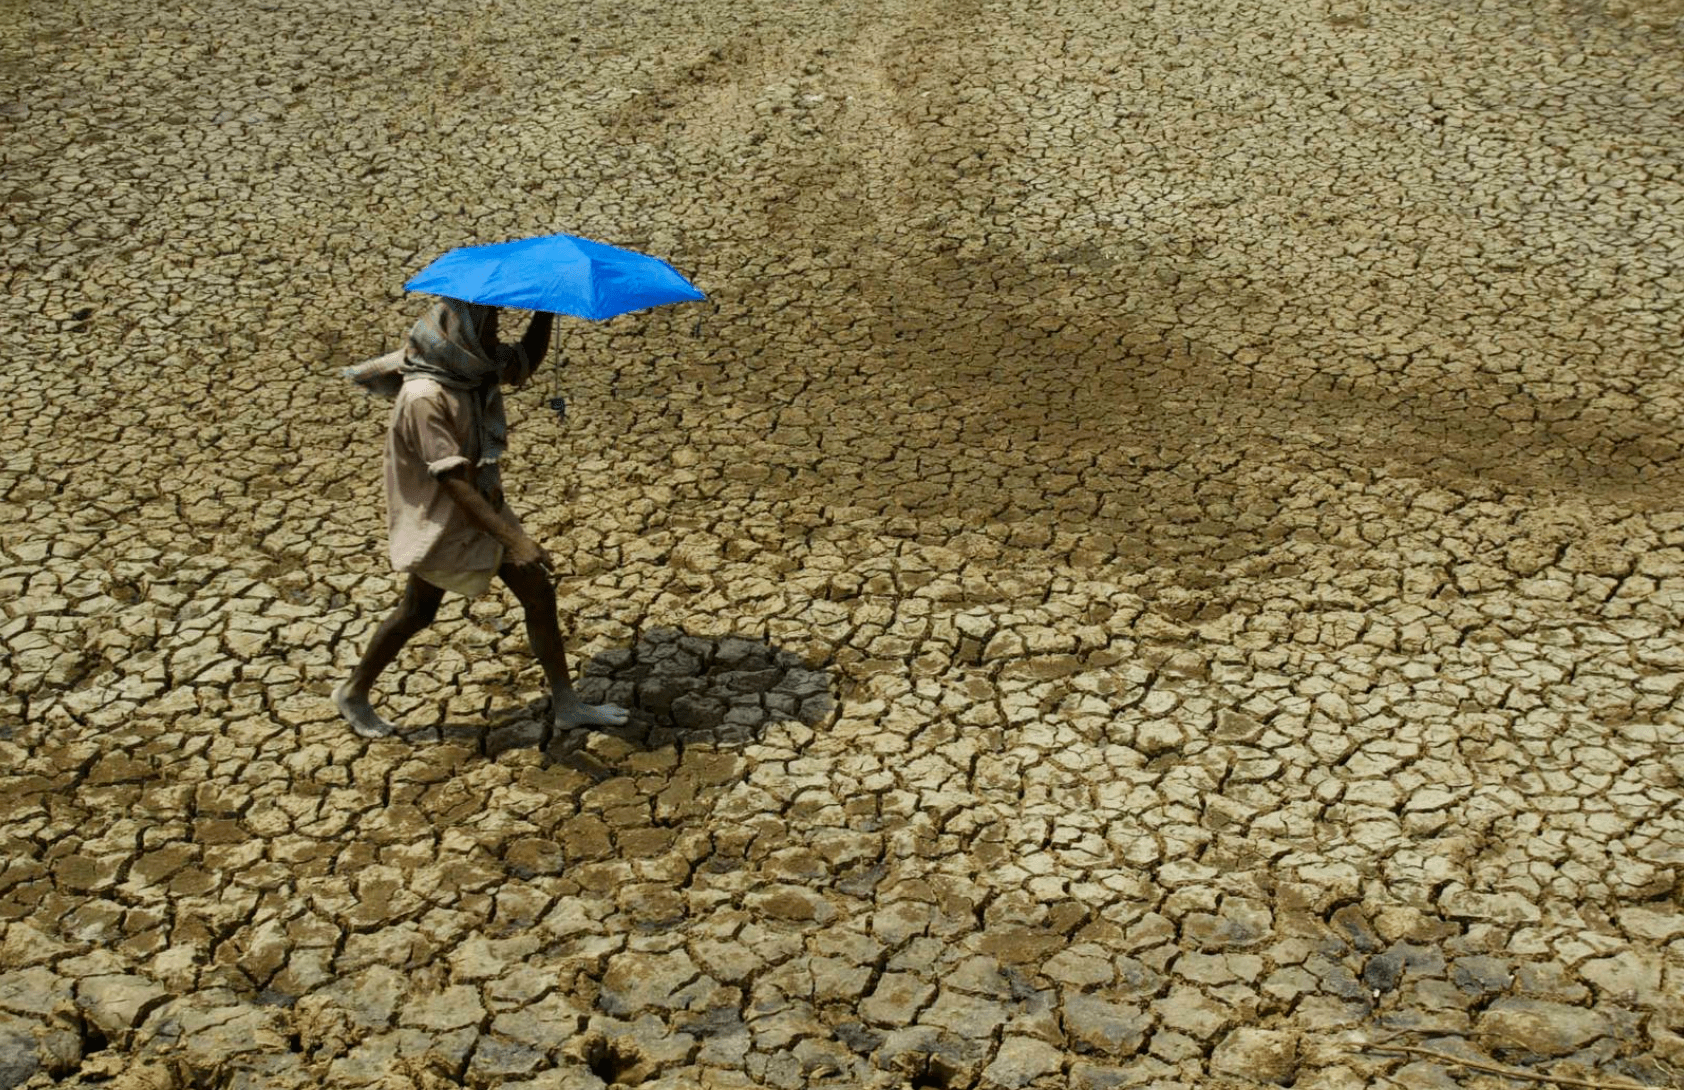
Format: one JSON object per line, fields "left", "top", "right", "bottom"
{"left": 398, "top": 580, "right": 443, "bottom": 629}
{"left": 410, "top": 595, "right": 441, "bottom": 629}
{"left": 501, "top": 561, "right": 555, "bottom": 608}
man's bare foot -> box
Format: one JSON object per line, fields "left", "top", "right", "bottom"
{"left": 334, "top": 681, "right": 397, "bottom": 739}
{"left": 552, "top": 689, "right": 629, "bottom": 728}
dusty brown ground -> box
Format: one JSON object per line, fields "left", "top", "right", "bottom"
{"left": 2, "top": 0, "right": 1682, "bottom": 1087}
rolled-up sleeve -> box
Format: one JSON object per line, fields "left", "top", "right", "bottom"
{"left": 395, "top": 389, "right": 470, "bottom": 478}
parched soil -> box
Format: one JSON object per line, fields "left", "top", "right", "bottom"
{"left": 1, "top": 0, "right": 1682, "bottom": 1087}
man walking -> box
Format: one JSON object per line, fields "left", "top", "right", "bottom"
{"left": 335, "top": 298, "right": 628, "bottom": 738}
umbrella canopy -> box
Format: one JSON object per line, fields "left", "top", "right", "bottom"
{"left": 405, "top": 233, "right": 705, "bottom": 321}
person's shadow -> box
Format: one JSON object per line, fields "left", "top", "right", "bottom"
{"left": 471, "top": 627, "right": 838, "bottom": 767}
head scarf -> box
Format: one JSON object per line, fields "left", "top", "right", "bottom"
{"left": 401, "top": 298, "right": 502, "bottom": 391}
{"left": 346, "top": 298, "right": 528, "bottom": 496}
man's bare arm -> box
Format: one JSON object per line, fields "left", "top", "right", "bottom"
{"left": 519, "top": 312, "right": 554, "bottom": 372}
{"left": 439, "top": 469, "right": 551, "bottom": 569}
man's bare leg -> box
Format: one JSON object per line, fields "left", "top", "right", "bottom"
{"left": 498, "top": 559, "right": 629, "bottom": 728}
{"left": 335, "top": 574, "right": 445, "bottom": 738}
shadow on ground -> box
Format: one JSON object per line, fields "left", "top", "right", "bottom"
{"left": 457, "top": 627, "right": 838, "bottom": 764}
{"left": 578, "top": 626, "right": 838, "bottom": 746}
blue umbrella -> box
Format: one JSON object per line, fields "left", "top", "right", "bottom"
{"left": 405, "top": 232, "right": 705, "bottom": 320}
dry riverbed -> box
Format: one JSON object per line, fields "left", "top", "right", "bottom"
{"left": 1, "top": 0, "right": 1682, "bottom": 1087}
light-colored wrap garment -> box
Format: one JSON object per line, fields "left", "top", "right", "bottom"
{"left": 346, "top": 300, "right": 534, "bottom": 596}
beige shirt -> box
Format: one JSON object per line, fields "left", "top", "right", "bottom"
{"left": 385, "top": 375, "right": 525, "bottom": 574}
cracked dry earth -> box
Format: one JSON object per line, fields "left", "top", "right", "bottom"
{"left": 3, "top": 0, "right": 1684, "bottom": 1087}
